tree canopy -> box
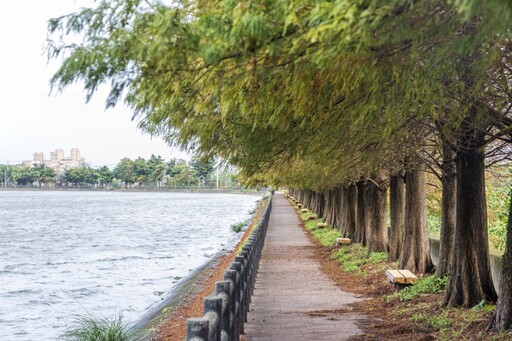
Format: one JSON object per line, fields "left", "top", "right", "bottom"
{"left": 47, "top": 0, "right": 512, "bottom": 190}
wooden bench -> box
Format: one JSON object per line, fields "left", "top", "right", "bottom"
{"left": 317, "top": 223, "right": 327, "bottom": 228}
{"left": 308, "top": 214, "right": 317, "bottom": 220}
{"left": 301, "top": 208, "right": 308, "bottom": 213}
{"left": 385, "top": 269, "right": 418, "bottom": 287}
{"left": 297, "top": 204, "right": 303, "bottom": 208}
{"left": 335, "top": 238, "right": 351, "bottom": 246}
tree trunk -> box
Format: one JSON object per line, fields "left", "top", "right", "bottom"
{"left": 355, "top": 181, "right": 367, "bottom": 244}
{"left": 436, "top": 140, "right": 457, "bottom": 277}
{"left": 316, "top": 192, "right": 325, "bottom": 218}
{"left": 366, "top": 171, "right": 388, "bottom": 253}
{"left": 399, "top": 168, "right": 432, "bottom": 273}
{"left": 388, "top": 174, "right": 405, "bottom": 262}
{"left": 331, "top": 187, "right": 342, "bottom": 229}
{"left": 444, "top": 126, "right": 497, "bottom": 307}
{"left": 489, "top": 190, "right": 512, "bottom": 331}
{"left": 324, "top": 189, "right": 334, "bottom": 226}
{"left": 339, "top": 186, "right": 350, "bottom": 236}
{"left": 346, "top": 184, "right": 358, "bottom": 239}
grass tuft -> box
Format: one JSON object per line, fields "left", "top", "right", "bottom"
{"left": 61, "top": 312, "right": 136, "bottom": 341}
{"left": 332, "top": 244, "right": 387, "bottom": 273}
{"left": 231, "top": 221, "right": 246, "bottom": 233}
{"left": 412, "top": 311, "right": 451, "bottom": 331}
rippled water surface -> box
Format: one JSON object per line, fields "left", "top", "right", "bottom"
{"left": 0, "top": 190, "right": 259, "bottom": 340}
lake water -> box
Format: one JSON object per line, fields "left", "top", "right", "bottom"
{"left": 0, "top": 190, "right": 259, "bottom": 340}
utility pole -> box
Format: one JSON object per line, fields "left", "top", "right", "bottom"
{"left": 216, "top": 162, "right": 220, "bottom": 190}
{"left": 4, "top": 160, "right": 9, "bottom": 188}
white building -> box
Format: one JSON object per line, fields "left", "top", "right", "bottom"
{"left": 22, "top": 148, "right": 86, "bottom": 174}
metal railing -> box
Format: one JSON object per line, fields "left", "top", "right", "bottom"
{"left": 186, "top": 195, "right": 272, "bottom": 341}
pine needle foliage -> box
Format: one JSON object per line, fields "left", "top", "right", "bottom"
{"left": 47, "top": 0, "right": 512, "bottom": 189}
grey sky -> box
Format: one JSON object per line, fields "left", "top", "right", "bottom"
{"left": 0, "top": 1, "right": 187, "bottom": 167}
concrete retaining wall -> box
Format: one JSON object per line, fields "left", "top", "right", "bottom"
{"left": 429, "top": 237, "right": 503, "bottom": 294}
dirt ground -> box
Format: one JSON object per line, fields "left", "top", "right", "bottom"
{"left": 150, "top": 201, "right": 266, "bottom": 341}
{"left": 300, "top": 225, "right": 511, "bottom": 341}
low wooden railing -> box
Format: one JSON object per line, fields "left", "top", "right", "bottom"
{"left": 186, "top": 195, "right": 272, "bottom": 341}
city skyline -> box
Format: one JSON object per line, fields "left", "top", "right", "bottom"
{"left": 1, "top": 146, "right": 188, "bottom": 168}
{"left": 0, "top": 1, "right": 188, "bottom": 167}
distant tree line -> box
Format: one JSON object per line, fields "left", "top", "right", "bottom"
{"left": 0, "top": 155, "right": 239, "bottom": 189}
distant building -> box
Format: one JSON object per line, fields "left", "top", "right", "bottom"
{"left": 22, "top": 148, "right": 86, "bottom": 174}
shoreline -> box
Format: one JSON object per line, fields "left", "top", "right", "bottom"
{"left": 142, "top": 197, "right": 269, "bottom": 340}
{"left": 0, "top": 187, "right": 263, "bottom": 195}
{"left": 133, "top": 229, "right": 246, "bottom": 340}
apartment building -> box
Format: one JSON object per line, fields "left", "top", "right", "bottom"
{"left": 22, "top": 148, "right": 86, "bottom": 174}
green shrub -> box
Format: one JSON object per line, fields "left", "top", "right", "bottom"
{"left": 231, "top": 221, "right": 246, "bottom": 233}
{"left": 61, "top": 312, "right": 136, "bottom": 341}
{"left": 385, "top": 275, "right": 449, "bottom": 302}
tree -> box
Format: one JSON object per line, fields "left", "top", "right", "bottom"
{"left": 189, "top": 156, "right": 214, "bottom": 179}
{"left": 113, "top": 158, "right": 135, "bottom": 188}
{"left": 0, "top": 164, "right": 12, "bottom": 187}
{"left": 388, "top": 174, "right": 405, "bottom": 262}
{"left": 133, "top": 157, "right": 149, "bottom": 185}
{"left": 11, "top": 166, "right": 34, "bottom": 186}
{"left": 147, "top": 154, "right": 165, "bottom": 188}
{"left": 32, "top": 164, "right": 57, "bottom": 186}
{"left": 399, "top": 168, "right": 432, "bottom": 273}
{"left": 364, "top": 171, "right": 388, "bottom": 253}
{"left": 166, "top": 158, "right": 184, "bottom": 178}
{"left": 97, "top": 166, "right": 113, "bottom": 187}
{"left": 63, "top": 166, "right": 97, "bottom": 187}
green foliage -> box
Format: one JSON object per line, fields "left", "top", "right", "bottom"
{"left": 97, "top": 166, "right": 114, "bottom": 186}
{"left": 302, "top": 218, "right": 342, "bottom": 247}
{"left": 412, "top": 311, "right": 451, "bottom": 332}
{"left": 64, "top": 166, "right": 99, "bottom": 186}
{"left": 385, "top": 276, "right": 449, "bottom": 303}
{"left": 61, "top": 312, "right": 136, "bottom": 341}
{"left": 314, "top": 228, "right": 343, "bottom": 247}
{"left": 332, "top": 244, "right": 387, "bottom": 273}
{"left": 231, "top": 221, "right": 246, "bottom": 233}
{"left": 0, "top": 164, "right": 11, "bottom": 185}
{"left": 147, "top": 154, "right": 166, "bottom": 186}
{"left": 472, "top": 300, "right": 495, "bottom": 312}
{"left": 0, "top": 153, "right": 239, "bottom": 189}
{"left": 46, "top": 0, "right": 512, "bottom": 197}
{"left": 113, "top": 158, "right": 135, "bottom": 187}
{"left": 427, "top": 214, "right": 441, "bottom": 236}
{"left": 486, "top": 168, "right": 512, "bottom": 251}
{"left": 189, "top": 156, "right": 215, "bottom": 179}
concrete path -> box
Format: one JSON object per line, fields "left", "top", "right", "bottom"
{"left": 242, "top": 193, "right": 365, "bottom": 341}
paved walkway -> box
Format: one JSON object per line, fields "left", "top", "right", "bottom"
{"left": 242, "top": 193, "right": 365, "bottom": 341}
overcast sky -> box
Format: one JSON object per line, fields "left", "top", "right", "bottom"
{"left": 0, "top": 1, "right": 188, "bottom": 167}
